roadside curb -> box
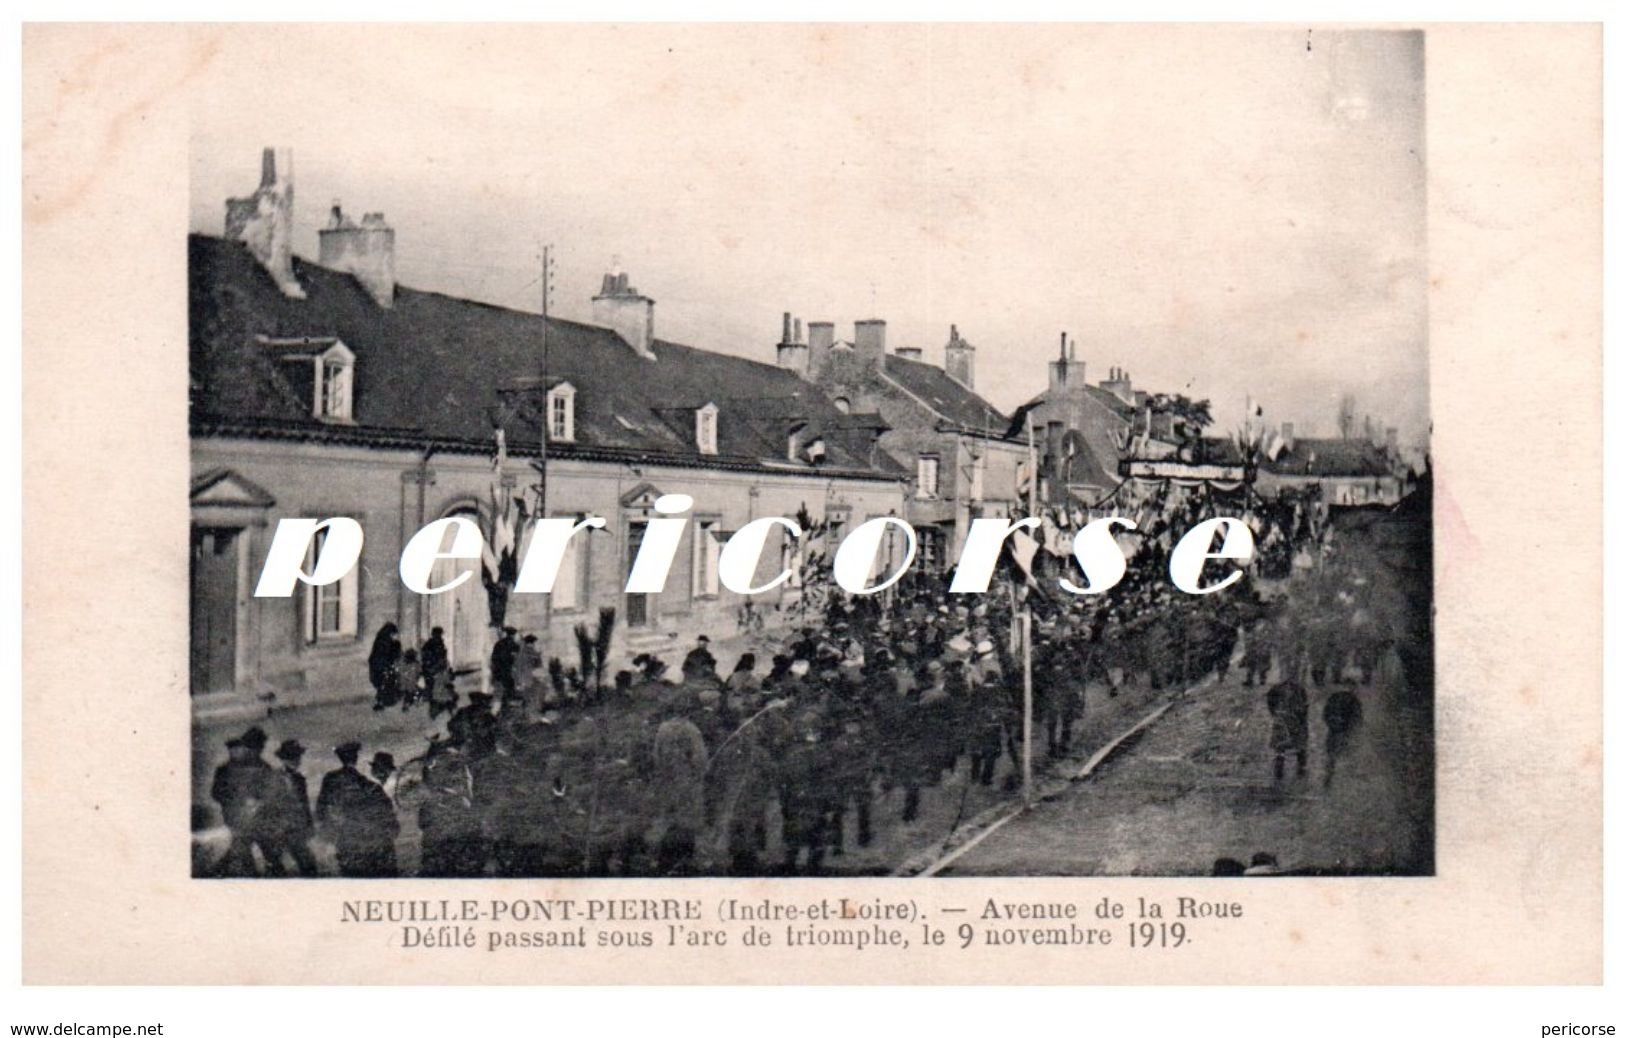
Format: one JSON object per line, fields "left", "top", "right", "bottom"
{"left": 896, "top": 672, "right": 1218, "bottom": 878}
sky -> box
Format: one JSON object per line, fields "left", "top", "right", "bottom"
{"left": 190, "top": 24, "right": 1428, "bottom": 444}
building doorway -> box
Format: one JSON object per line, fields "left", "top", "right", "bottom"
{"left": 625, "top": 519, "right": 649, "bottom": 627}
{"left": 190, "top": 526, "right": 241, "bottom": 696}
{"left": 425, "top": 507, "right": 490, "bottom": 671}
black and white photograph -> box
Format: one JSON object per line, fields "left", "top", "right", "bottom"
{"left": 187, "top": 25, "right": 1433, "bottom": 881}
{"left": 19, "top": 16, "right": 1607, "bottom": 1000}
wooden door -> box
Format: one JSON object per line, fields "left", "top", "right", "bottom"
{"left": 190, "top": 526, "right": 240, "bottom": 695}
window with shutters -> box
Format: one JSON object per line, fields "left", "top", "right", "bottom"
{"left": 547, "top": 383, "right": 576, "bottom": 442}
{"left": 696, "top": 403, "right": 719, "bottom": 455}
{"left": 916, "top": 456, "right": 940, "bottom": 499}
{"left": 551, "top": 515, "right": 587, "bottom": 611}
{"left": 303, "top": 526, "right": 358, "bottom": 643}
{"left": 692, "top": 519, "right": 721, "bottom": 598}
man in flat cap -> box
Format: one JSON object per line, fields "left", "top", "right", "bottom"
{"left": 258, "top": 739, "right": 318, "bottom": 877}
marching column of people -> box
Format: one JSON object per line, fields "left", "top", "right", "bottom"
{"left": 205, "top": 559, "right": 1279, "bottom": 878}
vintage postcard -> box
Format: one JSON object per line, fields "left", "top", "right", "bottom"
{"left": 20, "top": 22, "right": 1601, "bottom": 984}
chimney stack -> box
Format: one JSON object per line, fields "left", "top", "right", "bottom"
{"left": 318, "top": 203, "right": 396, "bottom": 307}
{"left": 944, "top": 324, "right": 975, "bottom": 388}
{"left": 1385, "top": 426, "right": 1399, "bottom": 452}
{"left": 854, "top": 319, "right": 887, "bottom": 370}
{"left": 592, "top": 265, "right": 657, "bottom": 359}
{"left": 1101, "top": 365, "right": 1134, "bottom": 405}
{"left": 1047, "top": 332, "right": 1080, "bottom": 396}
{"left": 776, "top": 311, "right": 810, "bottom": 376}
{"left": 1281, "top": 422, "right": 1295, "bottom": 451}
{"left": 807, "top": 321, "right": 835, "bottom": 377}
{"left": 224, "top": 146, "right": 304, "bottom": 299}
{"left": 894, "top": 346, "right": 923, "bottom": 360}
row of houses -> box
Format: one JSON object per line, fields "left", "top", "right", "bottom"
{"left": 190, "top": 148, "right": 1414, "bottom": 716}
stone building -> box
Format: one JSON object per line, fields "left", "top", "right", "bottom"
{"left": 773, "top": 315, "right": 1028, "bottom": 571}
{"left": 190, "top": 150, "right": 905, "bottom": 718}
{"left": 1006, "top": 335, "right": 1144, "bottom": 510}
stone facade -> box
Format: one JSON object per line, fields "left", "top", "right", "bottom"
{"left": 192, "top": 434, "right": 901, "bottom": 717}
{"left": 779, "top": 318, "right": 1029, "bottom": 569}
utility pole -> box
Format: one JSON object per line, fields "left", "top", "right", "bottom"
{"left": 537, "top": 243, "right": 555, "bottom": 663}
{"left": 1022, "top": 411, "right": 1039, "bottom": 808}
{"left": 539, "top": 243, "right": 553, "bottom": 518}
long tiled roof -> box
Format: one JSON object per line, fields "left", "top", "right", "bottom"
{"left": 1263, "top": 437, "right": 1391, "bottom": 477}
{"left": 189, "top": 235, "right": 904, "bottom": 480}
{"left": 881, "top": 353, "right": 1012, "bottom": 435}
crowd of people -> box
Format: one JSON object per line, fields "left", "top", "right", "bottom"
{"left": 203, "top": 499, "right": 1399, "bottom": 879}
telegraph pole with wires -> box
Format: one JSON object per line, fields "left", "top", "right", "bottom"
{"left": 535, "top": 243, "right": 556, "bottom": 663}
{"left": 1022, "top": 410, "right": 1039, "bottom": 808}
{"left": 538, "top": 243, "right": 555, "bottom": 519}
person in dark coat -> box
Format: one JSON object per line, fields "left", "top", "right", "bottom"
{"left": 1265, "top": 679, "right": 1310, "bottom": 781}
{"left": 368, "top": 623, "right": 403, "bottom": 711}
{"left": 315, "top": 741, "right": 400, "bottom": 877}
{"left": 417, "top": 739, "right": 485, "bottom": 877}
{"left": 490, "top": 627, "right": 520, "bottom": 699}
{"left": 449, "top": 691, "right": 499, "bottom": 759}
{"left": 421, "top": 627, "right": 452, "bottom": 717}
{"left": 258, "top": 739, "right": 318, "bottom": 877}
{"left": 1242, "top": 620, "right": 1273, "bottom": 686}
{"left": 779, "top": 713, "right": 831, "bottom": 875}
{"left": 1321, "top": 688, "right": 1364, "bottom": 788}
{"left": 396, "top": 648, "right": 423, "bottom": 712}
{"left": 209, "top": 726, "right": 275, "bottom": 876}
{"left": 681, "top": 635, "right": 717, "bottom": 684}
{"left": 651, "top": 699, "right": 709, "bottom": 875}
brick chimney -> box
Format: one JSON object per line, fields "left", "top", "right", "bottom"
{"left": 224, "top": 147, "right": 304, "bottom": 299}
{"left": 775, "top": 311, "right": 809, "bottom": 376}
{"left": 807, "top": 321, "right": 835, "bottom": 377}
{"left": 1385, "top": 427, "right": 1399, "bottom": 452}
{"left": 592, "top": 265, "right": 656, "bottom": 359}
{"left": 894, "top": 346, "right": 923, "bottom": 361}
{"left": 1280, "top": 422, "right": 1295, "bottom": 451}
{"left": 318, "top": 203, "right": 395, "bottom": 307}
{"left": 854, "top": 320, "right": 887, "bottom": 370}
{"left": 944, "top": 324, "right": 975, "bottom": 388}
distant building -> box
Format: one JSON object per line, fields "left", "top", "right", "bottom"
{"left": 190, "top": 149, "right": 904, "bottom": 718}
{"left": 775, "top": 316, "right": 1028, "bottom": 570}
{"left": 1006, "top": 336, "right": 1153, "bottom": 511}
{"left": 1256, "top": 423, "right": 1407, "bottom": 507}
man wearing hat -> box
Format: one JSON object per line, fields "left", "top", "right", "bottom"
{"left": 490, "top": 626, "right": 521, "bottom": 699}
{"left": 258, "top": 739, "right": 318, "bottom": 877}
{"left": 316, "top": 742, "right": 400, "bottom": 877}
{"left": 681, "top": 634, "right": 718, "bottom": 685}
{"left": 209, "top": 726, "right": 275, "bottom": 876}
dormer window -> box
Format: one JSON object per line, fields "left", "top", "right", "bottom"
{"left": 696, "top": 403, "right": 719, "bottom": 455}
{"left": 259, "top": 336, "right": 354, "bottom": 423}
{"left": 547, "top": 382, "right": 576, "bottom": 443}
{"left": 319, "top": 356, "right": 352, "bottom": 420}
